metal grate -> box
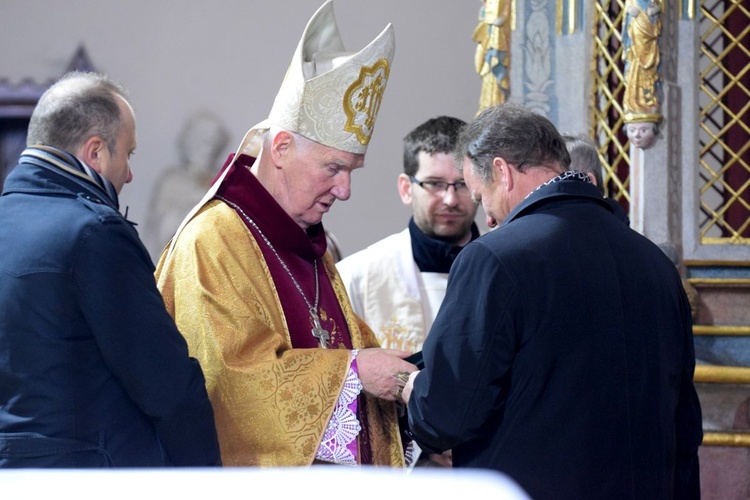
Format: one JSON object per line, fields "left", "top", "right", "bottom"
{"left": 699, "top": 0, "right": 750, "bottom": 244}
{"left": 591, "top": 0, "right": 631, "bottom": 211}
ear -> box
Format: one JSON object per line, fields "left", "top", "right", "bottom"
{"left": 586, "top": 172, "right": 597, "bottom": 186}
{"left": 397, "top": 173, "right": 413, "bottom": 205}
{"left": 269, "top": 130, "right": 294, "bottom": 168}
{"left": 76, "top": 136, "right": 108, "bottom": 173}
{"left": 494, "top": 156, "right": 514, "bottom": 192}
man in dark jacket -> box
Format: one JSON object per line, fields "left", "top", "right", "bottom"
{"left": 401, "top": 103, "right": 702, "bottom": 499}
{"left": 0, "top": 72, "right": 220, "bottom": 467}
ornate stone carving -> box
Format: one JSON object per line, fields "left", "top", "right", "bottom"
{"left": 524, "top": 0, "right": 552, "bottom": 114}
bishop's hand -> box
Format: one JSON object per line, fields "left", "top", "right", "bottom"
{"left": 356, "top": 348, "right": 416, "bottom": 401}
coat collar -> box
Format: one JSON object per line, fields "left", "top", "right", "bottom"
{"left": 502, "top": 178, "right": 612, "bottom": 227}
{"left": 2, "top": 159, "right": 120, "bottom": 212}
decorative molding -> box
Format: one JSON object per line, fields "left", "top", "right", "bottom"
{"left": 556, "top": 0, "right": 578, "bottom": 35}
{"left": 523, "top": 0, "right": 553, "bottom": 115}
{"left": 65, "top": 45, "right": 96, "bottom": 74}
{"left": 695, "top": 365, "right": 750, "bottom": 384}
{"left": 0, "top": 79, "right": 54, "bottom": 119}
{"left": 702, "top": 432, "right": 750, "bottom": 447}
{"left": 0, "top": 45, "right": 96, "bottom": 118}
{"left": 0, "top": 45, "right": 97, "bottom": 187}
{"left": 680, "top": 0, "right": 696, "bottom": 20}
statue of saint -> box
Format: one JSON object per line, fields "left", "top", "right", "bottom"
{"left": 622, "top": 0, "right": 663, "bottom": 147}
{"left": 145, "top": 111, "right": 230, "bottom": 258}
{"left": 473, "top": 0, "right": 511, "bottom": 113}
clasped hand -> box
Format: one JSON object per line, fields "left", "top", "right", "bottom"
{"left": 356, "top": 348, "right": 417, "bottom": 401}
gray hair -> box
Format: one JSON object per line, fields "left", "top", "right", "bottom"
{"left": 26, "top": 71, "right": 129, "bottom": 155}
{"left": 562, "top": 134, "right": 604, "bottom": 195}
{"left": 264, "top": 126, "right": 310, "bottom": 151}
{"left": 455, "top": 103, "right": 570, "bottom": 183}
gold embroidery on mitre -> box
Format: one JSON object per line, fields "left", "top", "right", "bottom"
{"left": 343, "top": 58, "right": 390, "bottom": 145}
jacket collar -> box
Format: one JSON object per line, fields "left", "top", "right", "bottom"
{"left": 502, "top": 177, "right": 612, "bottom": 227}
{"left": 2, "top": 148, "right": 120, "bottom": 212}
{"left": 2, "top": 159, "right": 120, "bottom": 212}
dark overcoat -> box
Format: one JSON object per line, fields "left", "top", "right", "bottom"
{"left": 0, "top": 160, "right": 220, "bottom": 467}
{"left": 408, "top": 179, "right": 702, "bottom": 499}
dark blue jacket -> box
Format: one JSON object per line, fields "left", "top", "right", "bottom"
{"left": 408, "top": 179, "right": 702, "bottom": 499}
{"left": 0, "top": 160, "right": 220, "bottom": 467}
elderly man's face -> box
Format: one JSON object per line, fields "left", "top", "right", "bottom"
{"left": 278, "top": 134, "right": 364, "bottom": 229}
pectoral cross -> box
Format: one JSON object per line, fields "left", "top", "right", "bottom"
{"left": 310, "top": 308, "right": 329, "bottom": 349}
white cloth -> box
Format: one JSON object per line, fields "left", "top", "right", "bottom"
{"left": 336, "top": 229, "right": 448, "bottom": 352}
{"left": 3, "top": 468, "right": 532, "bottom": 500}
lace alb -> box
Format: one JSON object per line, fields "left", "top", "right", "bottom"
{"left": 315, "top": 351, "right": 362, "bottom": 465}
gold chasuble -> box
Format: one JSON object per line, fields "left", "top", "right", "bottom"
{"left": 155, "top": 157, "right": 403, "bottom": 467}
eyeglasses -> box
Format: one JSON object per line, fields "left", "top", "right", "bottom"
{"left": 409, "top": 175, "right": 470, "bottom": 196}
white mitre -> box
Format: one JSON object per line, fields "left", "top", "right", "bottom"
{"left": 165, "top": 0, "right": 395, "bottom": 258}
{"left": 240, "top": 0, "right": 395, "bottom": 157}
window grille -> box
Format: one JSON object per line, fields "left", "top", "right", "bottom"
{"left": 698, "top": 0, "right": 750, "bottom": 244}
{"left": 591, "top": 0, "right": 631, "bottom": 213}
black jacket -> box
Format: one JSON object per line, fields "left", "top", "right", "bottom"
{"left": 408, "top": 179, "right": 702, "bottom": 499}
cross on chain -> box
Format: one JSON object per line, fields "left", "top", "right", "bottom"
{"left": 310, "top": 308, "right": 329, "bottom": 348}
{"left": 215, "top": 195, "right": 331, "bottom": 349}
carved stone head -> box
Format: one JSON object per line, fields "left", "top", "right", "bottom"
{"left": 626, "top": 121, "right": 658, "bottom": 149}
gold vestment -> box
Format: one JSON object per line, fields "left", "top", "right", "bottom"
{"left": 155, "top": 200, "right": 404, "bottom": 466}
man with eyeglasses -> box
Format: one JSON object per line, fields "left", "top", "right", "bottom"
{"left": 337, "top": 116, "right": 479, "bottom": 466}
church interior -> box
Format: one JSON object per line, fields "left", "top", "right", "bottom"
{"left": 1, "top": 1, "right": 748, "bottom": 497}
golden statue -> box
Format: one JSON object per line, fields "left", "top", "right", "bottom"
{"left": 473, "top": 0, "right": 511, "bottom": 113}
{"left": 622, "top": 0, "right": 663, "bottom": 127}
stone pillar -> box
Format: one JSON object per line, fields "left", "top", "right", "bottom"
{"left": 629, "top": 81, "right": 682, "bottom": 252}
